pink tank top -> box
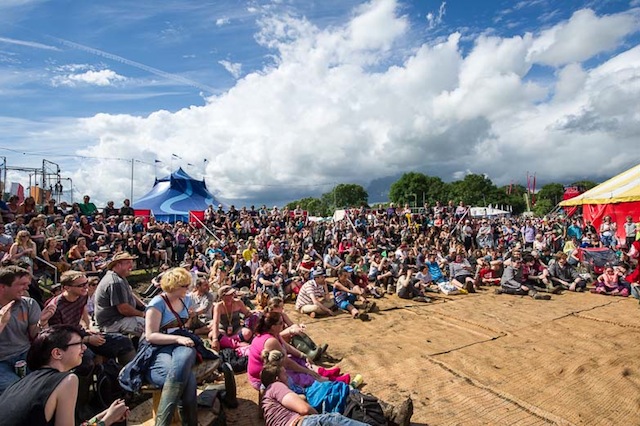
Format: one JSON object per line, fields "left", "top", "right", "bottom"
{"left": 247, "top": 333, "right": 285, "bottom": 387}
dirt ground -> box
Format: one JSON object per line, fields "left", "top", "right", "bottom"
{"left": 131, "top": 288, "right": 640, "bottom": 425}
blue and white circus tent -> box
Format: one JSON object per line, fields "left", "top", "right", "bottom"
{"left": 134, "top": 168, "right": 218, "bottom": 223}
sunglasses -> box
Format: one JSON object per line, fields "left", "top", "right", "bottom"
{"left": 179, "top": 284, "right": 190, "bottom": 288}
{"left": 71, "top": 281, "right": 89, "bottom": 288}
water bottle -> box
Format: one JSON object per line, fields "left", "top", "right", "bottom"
{"left": 350, "top": 373, "right": 363, "bottom": 389}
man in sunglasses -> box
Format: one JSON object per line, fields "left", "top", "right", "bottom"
{"left": 46, "top": 271, "right": 136, "bottom": 368}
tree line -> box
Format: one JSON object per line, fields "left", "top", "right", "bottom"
{"left": 286, "top": 172, "right": 597, "bottom": 217}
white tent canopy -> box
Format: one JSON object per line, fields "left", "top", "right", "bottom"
{"left": 469, "top": 206, "right": 511, "bottom": 217}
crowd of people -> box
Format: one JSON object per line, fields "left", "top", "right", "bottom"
{"left": 0, "top": 194, "right": 639, "bottom": 425}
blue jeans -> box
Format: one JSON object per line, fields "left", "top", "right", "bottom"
{"left": 146, "top": 345, "right": 197, "bottom": 407}
{"left": 0, "top": 351, "right": 28, "bottom": 396}
{"left": 301, "top": 412, "right": 369, "bottom": 426}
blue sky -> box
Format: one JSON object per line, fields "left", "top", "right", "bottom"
{"left": 1, "top": 0, "right": 639, "bottom": 206}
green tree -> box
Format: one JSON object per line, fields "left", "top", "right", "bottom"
{"left": 389, "top": 172, "right": 449, "bottom": 206}
{"left": 286, "top": 197, "right": 329, "bottom": 216}
{"left": 449, "top": 174, "right": 497, "bottom": 206}
{"left": 532, "top": 199, "right": 553, "bottom": 217}
{"left": 321, "top": 184, "right": 368, "bottom": 210}
{"left": 536, "top": 183, "right": 564, "bottom": 206}
{"left": 571, "top": 180, "right": 598, "bottom": 191}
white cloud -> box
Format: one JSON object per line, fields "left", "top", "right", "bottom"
{"left": 218, "top": 60, "right": 242, "bottom": 78}
{"left": 426, "top": 1, "right": 446, "bottom": 30}
{"left": 31, "top": 1, "right": 640, "bottom": 205}
{"left": 554, "top": 63, "right": 586, "bottom": 101}
{"left": 216, "top": 17, "right": 230, "bottom": 26}
{"left": 52, "top": 69, "right": 126, "bottom": 87}
{"left": 527, "top": 8, "right": 638, "bottom": 66}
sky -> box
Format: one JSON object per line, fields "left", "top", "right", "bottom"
{"left": 1, "top": 0, "right": 639, "bottom": 207}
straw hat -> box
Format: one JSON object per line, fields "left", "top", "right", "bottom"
{"left": 106, "top": 252, "right": 138, "bottom": 269}
{"left": 217, "top": 285, "right": 236, "bottom": 298}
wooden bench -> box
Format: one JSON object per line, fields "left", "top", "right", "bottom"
{"left": 136, "top": 358, "right": 222, "bottom": 426}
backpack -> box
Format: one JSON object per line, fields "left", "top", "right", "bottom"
{"left": 343, "top": 392, "right": 386, "bottom": 426}
{"left": 93, "top": 359, "right": 126, "bottom": 409}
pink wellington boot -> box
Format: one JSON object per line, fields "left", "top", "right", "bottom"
{"left": 318, "top": 366, "right": 341, "bottom": 378}
{"left": 334, "top": 374, "right": 351, "bottom": 385}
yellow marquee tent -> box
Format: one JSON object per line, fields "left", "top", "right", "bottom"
{"left": 560, "top": 163, "right": 640, "bottom": 206}
{"left": 559, "top": 163, "right": 640, "bottom": 243}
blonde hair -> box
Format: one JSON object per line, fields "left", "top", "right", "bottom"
{"left": 261, "top": 349, "right": 284, "bottom": 364}
{"left": 160, "top": 267, "right": 192, "bottom": 292}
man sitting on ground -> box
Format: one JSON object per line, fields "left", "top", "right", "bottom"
{"left": 333, "top": 268, "right": 371, "bottom": 319}
{"left": 396, "top": 266, "right": 430, "bottom": 302}
{"left": 295, "top": 267, "right": 335, "bottom": 318}
{"left": 524, "top": 252, "right": 561, "bottom": 293}
{"left": 323, "top": 248, "right": 344, "bottom": 277}
{"left": 548, "top": 252, "right": 587, "bottom": 292}
{"left": 496, "top": 257, "right": 551, "bottom": 300}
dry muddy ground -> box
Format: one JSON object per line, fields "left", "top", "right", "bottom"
{"left": 131, "top": 288, "right": 640, "bottom": 425}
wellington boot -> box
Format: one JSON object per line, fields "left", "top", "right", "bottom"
{"left": 221, "top": 362, "right": 238, "bottom": 408}
{"left": 291, "top": 335, "right": 321, "bottom": 361}
{"left": 178, "top": 403, "right": 198, "bottom": 426}
{"left": 156, "top": 382, "right": 184, "bottom": 426}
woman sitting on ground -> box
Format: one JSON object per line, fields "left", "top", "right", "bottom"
{"left": 260, "top": 352, "right": 368, "bottom": 426}
{"left": 208, "top": 285, "right": 254, "bottom": 352}
{"left": 247, "top": 311, "right": 330, "bottom": 391}
{"left": 592, "top": 264, "right": 629, "bottom": 296}
{"left": 145, "top": 267, "right": 200, "bottom": 425}
{"left": 265, "top": 297, "right": 328, "bottom": 361}
{"left": 0, "top": 324, "right": 129, "bottom": 426}
{"left": 449, "top": 252, "right": 476, "bottom": 293}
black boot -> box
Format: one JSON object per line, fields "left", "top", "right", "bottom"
{"left": 220, "top": 362, "right": 238, "bottom": 408}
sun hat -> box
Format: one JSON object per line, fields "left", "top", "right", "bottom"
{"left": 217, "top": 285, "right": 236, "bottom": 298}
{"left": 106, "top": 252, "right": 138, "bottom": 269}
{"left": 312, "top": 266, "right": 326, "bottom": 277}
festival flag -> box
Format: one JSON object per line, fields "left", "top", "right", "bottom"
{"left": 9, "top": 182, "right": 24, "bottom": 203}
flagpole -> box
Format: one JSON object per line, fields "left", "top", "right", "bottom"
{"left": 130, "top": 158, "right": 134, "bottom": 203}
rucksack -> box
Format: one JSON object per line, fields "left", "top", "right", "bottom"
{"left": 343, "top": 392, "right": 386, "bottom": 426}
{"left": 93, "top": 359, "right": 126, "bottom": 409}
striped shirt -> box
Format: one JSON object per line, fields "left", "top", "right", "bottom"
{"left": 295, "top": 279, "right": 325, "bottom": 310}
